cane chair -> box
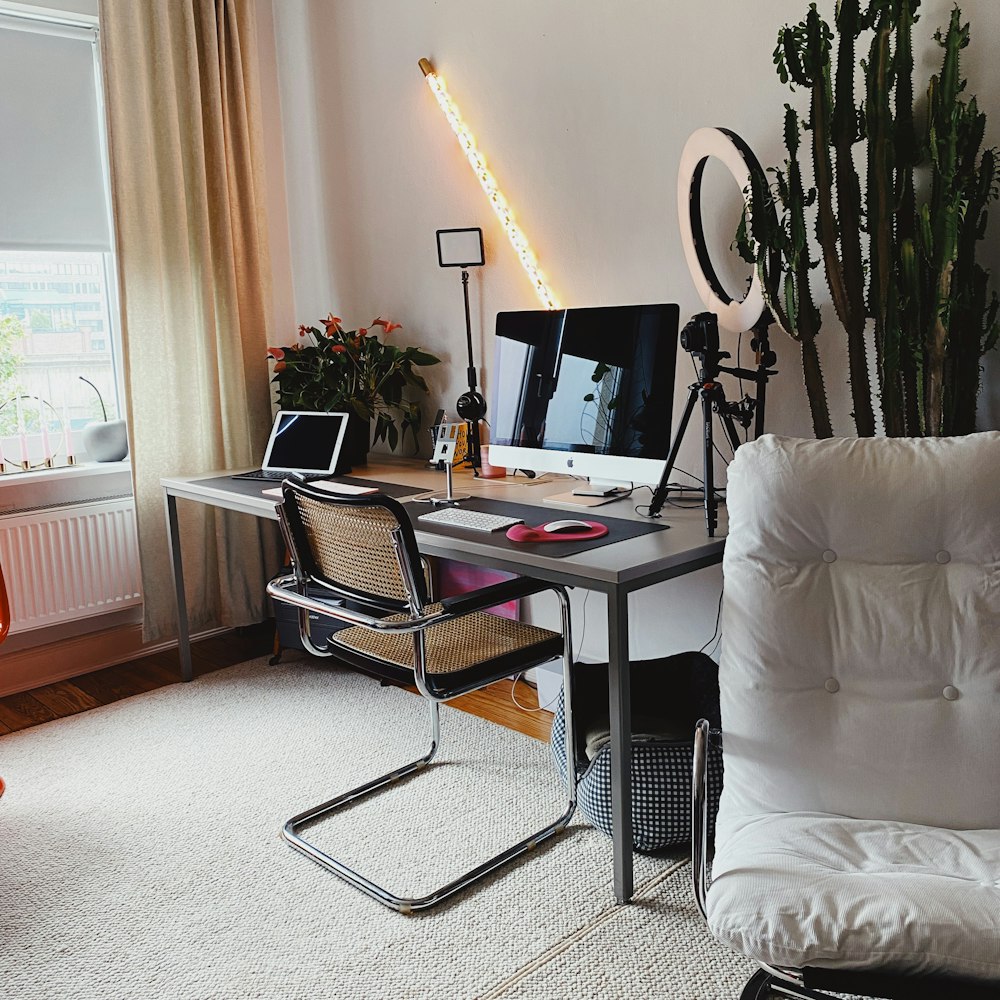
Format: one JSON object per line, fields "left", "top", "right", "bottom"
{"left": 692, "top": 433, "right": 1000, "bottom": 999}
{"left": 267, "top": 479, "right": 578, "bottom": 912}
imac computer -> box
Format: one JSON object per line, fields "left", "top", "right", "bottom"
{"left": 488, "top": 303, "right": 679, "bottom": 496}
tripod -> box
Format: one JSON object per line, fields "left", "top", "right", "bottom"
{"left": 647, "top": 312, "right": 776, "bottom": 536}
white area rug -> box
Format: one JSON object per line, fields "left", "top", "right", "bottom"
{"left": 0, "top": 658, "right": 756, "bottom": 998}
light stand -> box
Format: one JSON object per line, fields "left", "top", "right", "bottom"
{"left": 647, "top": 312, "right": 776, "bottom": 535}
{"left": 650, "top": 127, "right": 782, "bottom": 535}
{"left": 456, "top": 268, "right": 487, "bottom": 474}
{"left": 437, "top": 227, "right": 487, "bottom": 476}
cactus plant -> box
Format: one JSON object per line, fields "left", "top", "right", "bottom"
{"left": 739, "top": 1, "right": 1000, "bottom": 437}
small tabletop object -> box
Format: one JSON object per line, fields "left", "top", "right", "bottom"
{"left": 506, "top": 520, "right": 609, "bottom": 543}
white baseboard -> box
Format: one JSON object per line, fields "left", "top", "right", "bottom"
{"left": 0, "top": 622, "right": 232, "bottom": 698}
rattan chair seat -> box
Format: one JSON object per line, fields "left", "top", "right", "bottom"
{"left": 330, "top": 603, "right": 560, "bottom": 675}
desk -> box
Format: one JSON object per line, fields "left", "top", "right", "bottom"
{"left": 161, "top": 459, "right": 725, "bottom": 903}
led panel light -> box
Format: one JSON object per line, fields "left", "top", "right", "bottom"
{"left": 419, "top": 58, "right": 559, "bottom": 310}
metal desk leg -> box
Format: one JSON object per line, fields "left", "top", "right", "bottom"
{"left": 164, "top": 492, "right": 194, "bottom": 682}
{"left": 608, "top": 588, "right": 633, "bottom": 902}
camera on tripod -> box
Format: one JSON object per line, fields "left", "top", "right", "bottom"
{"left": 679, "top": 312, "right": 722, "bottom": 361}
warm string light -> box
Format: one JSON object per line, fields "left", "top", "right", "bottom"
{"left": 419, "top": 59, "right": 560, "bottom": 310}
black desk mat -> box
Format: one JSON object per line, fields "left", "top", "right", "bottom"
{"left": 197, "top": 474, "right": 425, "bottom": 500}
{"left": 404, "top": 496, "right": 668, "bottom": 557}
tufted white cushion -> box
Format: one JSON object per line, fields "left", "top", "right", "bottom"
{"left": 708, "top": 432, "right": 1000, "bottom": 979}
{"left": 709, "top": 813, "right": 1000, "bottom": 978}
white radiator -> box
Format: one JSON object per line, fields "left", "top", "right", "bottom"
{"left": 0, "top": 497, "right": 142, "bottom": 634}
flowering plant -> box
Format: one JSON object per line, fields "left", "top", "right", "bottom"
{"left": 267, "top": 314, "right": 440, "bottom": 452}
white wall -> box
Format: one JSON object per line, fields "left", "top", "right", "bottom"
{"left": 260, "top": 0, "right": 1000, "bottom": 659}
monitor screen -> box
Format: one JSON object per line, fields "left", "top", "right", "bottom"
{"left": 264, "top": 411, "right": 348, "bottom": 472}
{"left": 489, "top": 304, "right": 679, "bottom": 485}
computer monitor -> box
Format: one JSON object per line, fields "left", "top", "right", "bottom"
{"left": 488, "top": 303, "right": 679, "bottom": 491}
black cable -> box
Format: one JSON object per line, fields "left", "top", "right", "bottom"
{"left": 633, "top": 480, "right": 724, "bottom": 515}
{"left": 712, "top": 423, "right": 732, "bottom": 464}
{"left": 699, "top": 585, "right": 725, "bottom": 654}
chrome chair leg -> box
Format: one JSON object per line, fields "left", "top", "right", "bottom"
{"left": 282, "top": 667, "right": 578, "bottom": 913}
{"left": 740, "top": 969, "right": 834, "bottom": 1000}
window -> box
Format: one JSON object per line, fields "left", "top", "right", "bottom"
{"left": 0, "top": 4, "right": 121, "bottom": 469}
{"left": 0, "top": 250, "right": 119, "bottom": 445}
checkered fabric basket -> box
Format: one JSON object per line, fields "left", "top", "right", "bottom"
{"left": 551, "top": 655, "right": 724, "bottom": 852}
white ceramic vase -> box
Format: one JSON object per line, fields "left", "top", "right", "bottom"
{"left": 82, "top": 418, "right": 129, "bottom": 462}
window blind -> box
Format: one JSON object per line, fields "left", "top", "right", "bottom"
{"left": 0, "top": 12, "right": 111, "bottom": 251}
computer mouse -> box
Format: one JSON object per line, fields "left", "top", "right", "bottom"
{"left": 542, "top": 519, "right": 592, "bottom": 534}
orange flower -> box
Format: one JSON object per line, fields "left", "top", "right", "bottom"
{"left": 331, "top": 344, "right": 347, "bottom": 353}
{"left": 322, "top": 314, "right": 343, "bottom": 336}
{"left": 266, "top": 347, "right": 285, "bottom": 360}
{"left": 297, "top": 324, "right": 309, "bottom": 337}
{"left": 357, "top": 327, "right": 368, "bottom": 337}
{"left": 274, "top": 360, "right": 287, "bottom": 372}
{"left": 372, "top": 316, "right": 402, "bottom": 334}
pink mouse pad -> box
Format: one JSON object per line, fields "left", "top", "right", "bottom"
{"left": 505, "top": 521, "right": 610, "bottom": 543}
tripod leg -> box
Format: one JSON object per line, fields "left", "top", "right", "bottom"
{"left": 648, "top": 384, "right": 701, "bottom": 517}
{"left": 754, "top": 378, "right": 767, "bottom": 439}
{"left": 701, "top": 385, "right": 717, "bottom": 537}
{"left": 467, "top": 418, "right": 482, "bottom": 475}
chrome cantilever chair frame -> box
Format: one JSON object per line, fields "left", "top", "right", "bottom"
{"left": 267, "top": 483, "right": 578, "bottom": 914}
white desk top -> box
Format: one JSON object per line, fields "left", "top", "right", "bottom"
{"left": 161, "top": 458, "right": 725, "bottom": 594}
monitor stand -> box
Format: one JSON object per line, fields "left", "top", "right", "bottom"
{"left": 571, "top": 478, "right": 630, "bottom": 499}
{"left": 544, "top": 479, "right": 631, "bottom": 509}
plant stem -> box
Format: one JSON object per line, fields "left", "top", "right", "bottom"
{"left": 79, "top": 376, "right": 107, "bottom": 421}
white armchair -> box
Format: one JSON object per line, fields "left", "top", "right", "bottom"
{"left": 694, "top": 433, "right": 1000, "bottom": 999}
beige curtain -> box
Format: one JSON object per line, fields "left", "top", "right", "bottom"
{"left": 100, "top": 0, "right": 280, "bottom": 642}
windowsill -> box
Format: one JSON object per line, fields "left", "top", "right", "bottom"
{"left": 0, "top": 460, "right": 130, "bottom": 487}
{"left": 0, "top": 460, "right": 132, "bottom": 513}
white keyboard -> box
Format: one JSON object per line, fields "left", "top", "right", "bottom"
{"left": 417, "top": 506, "right": 524, "bottom": 533}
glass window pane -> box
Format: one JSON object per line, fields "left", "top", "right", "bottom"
{"left": 0, "top": 249, "right": 120, "bottom": 467}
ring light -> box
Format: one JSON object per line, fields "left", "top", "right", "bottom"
{"left": 677, "top": 127, "right": 768, "bottom": 333}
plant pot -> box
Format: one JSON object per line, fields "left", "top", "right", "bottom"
{"left": 341, "top": 414, "right": 371, "bottom": 468}
{"left": 82, "top": 418, "right": 129, "bottom": 462}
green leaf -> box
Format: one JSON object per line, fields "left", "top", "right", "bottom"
{"left": 409, "top": 350, "right": 440, "bottom": 366}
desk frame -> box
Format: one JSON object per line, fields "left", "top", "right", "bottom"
{"left": 161, "top": 465, "right": 724, "bottom": 904}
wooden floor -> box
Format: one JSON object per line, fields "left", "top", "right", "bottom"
{"left": 0, "top": 623, "right": 553, "bottom": 742}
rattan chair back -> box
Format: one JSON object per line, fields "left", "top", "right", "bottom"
{"left": 279, "top": 481, "right": 427, "bottom": 615}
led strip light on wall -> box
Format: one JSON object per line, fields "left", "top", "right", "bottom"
{"left": 419, "top": 57, "right": 560, "bottom": 310}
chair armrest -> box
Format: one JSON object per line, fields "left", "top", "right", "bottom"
{"left": 267, "top": 575, "right": 401, "bottom": 630}
{"left": 438, "top": 577, "right": 564, "bottom": 618}
{"left": 691, "top": 717, "right": 711, "bottom": 921}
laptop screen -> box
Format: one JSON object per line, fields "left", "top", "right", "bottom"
{"left": 263, "top": 411, "right": 349, "bottom": 473}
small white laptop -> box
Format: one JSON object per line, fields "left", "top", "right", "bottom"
{"left": 231, "top": 410, "right": 350, "bottom": 481}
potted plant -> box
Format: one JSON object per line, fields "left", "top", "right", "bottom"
{"left": 738, "top": 1, "right": 999, "bottom": 437}
{"left": 267, "top": 313, "right": 440, "bottom": 464}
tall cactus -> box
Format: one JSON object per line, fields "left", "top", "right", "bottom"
{"left": 740, "top": 1, "right": 999, "bottom": 437}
